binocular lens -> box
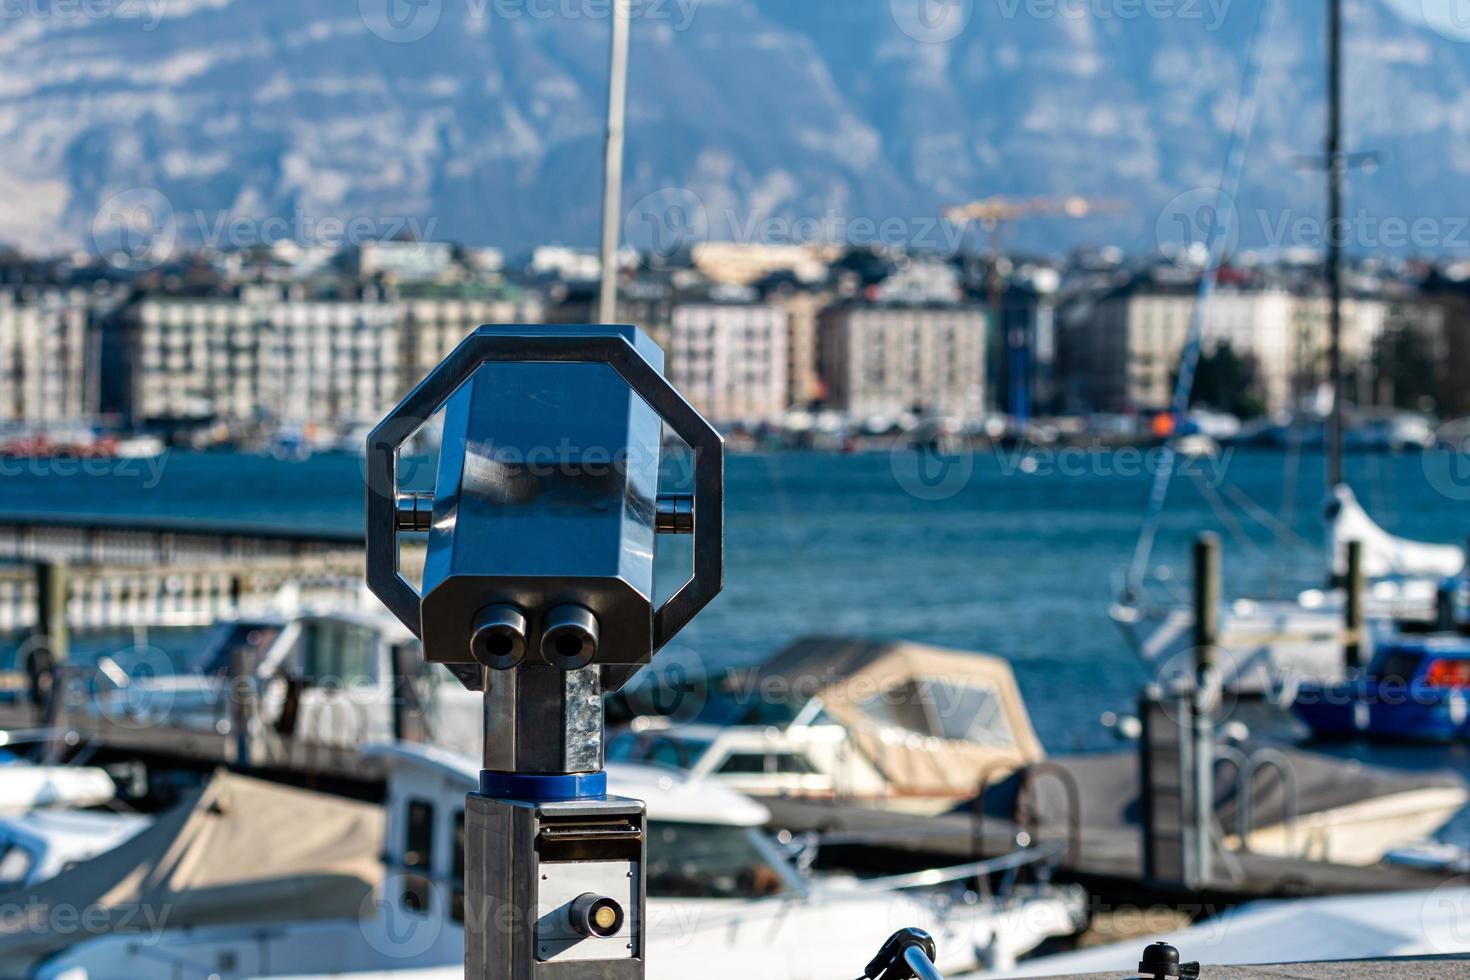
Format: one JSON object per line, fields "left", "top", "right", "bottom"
{"left": 568, "top": 893, "right": 624, "bottom": 939}
{"left": 541, "top": 605, "right": 600, "bottom": 668}
{"left": 470, "top": 604, "right": 529, "bottom": 670}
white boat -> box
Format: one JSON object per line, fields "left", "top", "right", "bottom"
{"left": 977, "top": 885, "right": 1470, "bottom": 977}
{"left": 0, "top": 808, "right": 149, "bottom": 889}
{"left": 0, "top": 762, "right": 116, "bottom": 814}
{"left": 1383, "top": 839, "right": 1470, "bottom": 875}
{"left": 1115, "top": 485, "right": 1466, "bottom": 695}
{"left": 613, "top": 637, "right": 1466, "bottom": 870}
{"left": 611, "top": 637, "right": 1046, "bottom": 815}
{"left": 32, "top": 743, "right": 1088, "bottom": 980}
{"left": 74, "top": 609, "right": 482, "bottom": 770}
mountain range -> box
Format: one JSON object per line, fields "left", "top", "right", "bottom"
{"left": 3, "top": 0, "right": 1470, "bottom": 259}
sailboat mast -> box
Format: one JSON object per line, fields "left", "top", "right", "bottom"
{"left": 1326, "top": 0, "right": 1344, "bottom": 489}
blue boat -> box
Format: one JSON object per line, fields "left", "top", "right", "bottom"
{"left": 1293, "top": 636, "right": 1470, "bottom": 742}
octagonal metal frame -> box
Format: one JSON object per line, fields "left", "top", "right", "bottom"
{"left": 365, "top": 326, "right": 723, "bottom": 653}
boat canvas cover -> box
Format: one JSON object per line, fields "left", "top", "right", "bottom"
{"left": 0, "top": 770, "right": 382, "bottom": 977}
{"left": 757, "top": 637, "right": 1044, "bottom": 796}
{"left": 1329, "top": 484, "right": 1464, "bottom": 580}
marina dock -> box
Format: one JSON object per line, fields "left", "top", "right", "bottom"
{"left": 0, "top": 514, "right": 377, "bottom": 632}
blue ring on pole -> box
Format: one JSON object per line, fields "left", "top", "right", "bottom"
{"left": 479, "top": 770, "right": 607, "bottom": 802}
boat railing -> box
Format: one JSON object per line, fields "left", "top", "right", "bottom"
{"left": 1215, "top": 744, "right": 1298, "bottom": 856}
{"left": 972, "top": 760, "right": 1080, "bottom": 869}
{"left": 808, "top": 834, "right": 1067, "bottom": 904}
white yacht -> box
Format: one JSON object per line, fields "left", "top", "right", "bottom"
{"left": 74, "top": 609, "right": 481, "bottom": 773}
{"left": 612, "top": 637, "right": 1466, "bottom": 871}
{"left": 0, "top": 762, "right": 116, "bottom": 814}
{"left": 31, "top": 743, "right": 1088, "bottom": 980}
{"left": 978, "top": 885, "right": 1470, "bottom": 977}
{"left": 1114, "top": 485, "right": 1466, "bottom": 696}
{"left": 610, "top": 636, "right": 1046, "bottom": 815}
{"left": 0, "top": 808, "right": 149, "bottom": 889}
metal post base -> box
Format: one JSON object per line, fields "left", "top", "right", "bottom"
{"left": 464, "top": 785, "right": 646, "bottom": 980}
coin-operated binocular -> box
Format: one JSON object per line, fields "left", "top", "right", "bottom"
{"left": 365, "top": 325, "right": 722, "bottom": 979}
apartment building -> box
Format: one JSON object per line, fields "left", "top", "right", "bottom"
{"left": 669, "top": 301, "right": 789, "bottom": 424}
{"left": 126, "top": 290, "right": 401, "bottom": 427}
{"left": 0, "top": 289, "right": 92, "bottom": 424}
{"left": 818, "top": 302, "right": 987, "bottom": 422}
{"left": 398, "top": 288, "right": 545, "bottom": 388}
{"left": 1070, "top": 278, "right": 1389, "bottom": 415}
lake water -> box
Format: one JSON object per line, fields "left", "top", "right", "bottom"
{"left": 4, "top": 444, "right": 1469, "bottom": 757}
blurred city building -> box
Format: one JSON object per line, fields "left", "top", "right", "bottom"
{"left": 668, "top": 292, "right": 789, "bottom": 425}
{"left": 818, "top": 300, "right": 987, "bottom": 424}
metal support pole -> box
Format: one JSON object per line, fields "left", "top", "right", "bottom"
{"left": 597, "top": 0, "right": 631, "bottom": 323}
{"left": 1344, "top": 539, "right": 1364, "bottom": 671}
{"left": 34, "top": 560, "right": 68, "bottom": 668}
{"left": 32, "top": 560, "right": 69, "bottom": 750}
{"left": 1326, "top": 0, "right": 1344, "bottom": 490}
{"left": 1191, "top": 533, "right": 1220, "bottom": 887}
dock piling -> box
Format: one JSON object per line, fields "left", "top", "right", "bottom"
{"left": 1344, "top": 539, "right": 1364, "bottom": 671}
{"left": 1191, "top": 532, "right": 1220, "bottom": 888}
{"left": 33, "top": 560, "right": 69, "bottom": 668}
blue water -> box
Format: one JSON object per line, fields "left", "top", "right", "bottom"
{"left": 4, "top": 445, "right": 1468, "bottom": 755}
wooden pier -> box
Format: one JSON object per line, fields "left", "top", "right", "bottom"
{"left": 0, "top": 514, "right": 421, "bottom": 634}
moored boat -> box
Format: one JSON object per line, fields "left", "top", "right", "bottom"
{"left": 1293, "top": 635, "right": 1470, "bottom": 742}
{"left": 30, "top": 742, "right": 1088, "bottom": 980}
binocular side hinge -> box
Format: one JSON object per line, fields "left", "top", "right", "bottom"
{"left": 654, "top": 493, "right": 694, "bottom": 535}
{"left": 395, "top": 493, "right": 434, "bottom": 532}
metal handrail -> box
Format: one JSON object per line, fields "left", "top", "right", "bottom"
{"left": 1014, "top": 761, "right": 1082, "bottom": 865}
{"left": 1214, "top": 744, "right": 1299, "bottom": 855}
{"left": 860, "top": 928, "right": 944, "bottom": 980}
{"left": 1239, "top": 747, "right": 1298, "bottom": 854}
{"left": 824, "top": 840, "right": 1065, "bottom": 894}
{"left": 901, "top": 946, "right": 944, "bottom": 980}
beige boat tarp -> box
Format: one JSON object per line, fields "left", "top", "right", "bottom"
{"left": 0, "top": 769, "right": 382, "bottom": 978}
{"left": 756, "top": 636, "right": 1045, "bottom": 798}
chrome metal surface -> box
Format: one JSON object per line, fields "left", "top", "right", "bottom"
{"left": 542, "top": 604, "right": 600, "bottom": 669}
{"left": 395, "top": 492, "right": 434, "bottom": 532}
{"left": 654, "top": 493, "right": 693, "bottom": 535}
{"left": 470, "top": 603, "right": 529, "bottom": 670}
{"left": 903, "top": 945, "right": 945, "bottom": 980}
{"left": 465, "top": 793, "right": 646, "bottom": 979}
{"left": 364, "top": 325, "right": 724, "bottom": 683}
{"left": 483, "top": 665, "right": 604, "bottom": 774}
{"left": 364, "top": 324, "right": 724, "bottom": 980}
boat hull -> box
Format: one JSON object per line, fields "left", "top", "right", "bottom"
{"left": 1293, "top": 683, "right": 1470, "bottom": 743}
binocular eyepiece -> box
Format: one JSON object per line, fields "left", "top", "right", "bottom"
{"left": 470, "top": 603, "right": 600, "bottom": 671}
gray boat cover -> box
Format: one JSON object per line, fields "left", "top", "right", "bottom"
{"left": 0, "top": 769, "right": 382, "bottom": 977}
{"left": 974, "top": 744, "right": 1467, "bottom": 833}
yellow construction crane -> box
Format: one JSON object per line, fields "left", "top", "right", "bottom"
{"left": 943, "top": 194, "right": 1130, "bottom": 229}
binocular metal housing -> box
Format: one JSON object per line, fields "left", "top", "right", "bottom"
{"left": 365, "top": 325, "right": 723, "bottom": 979}
{"left": 366, "top": 324, "right": 723, "bottom": 697}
